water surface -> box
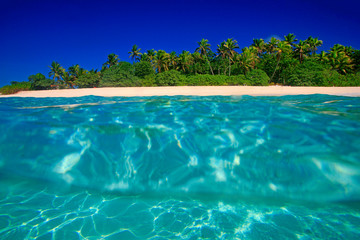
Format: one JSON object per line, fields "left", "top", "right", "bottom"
{"left": 0, "top": 95, "right": 359, "bottom": 239}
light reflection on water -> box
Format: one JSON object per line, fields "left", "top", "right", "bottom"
{"left": 1, "top": 177, "right": 359, "bottom": 240}
{"left": 0, "top": 95, "right": 360, "bottom": 239}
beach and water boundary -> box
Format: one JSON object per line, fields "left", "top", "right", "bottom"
{"left": 1, "top": 86, "right": 360, "bottom": 98}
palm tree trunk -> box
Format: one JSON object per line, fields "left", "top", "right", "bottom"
{"left": 207, "top": 60, "right": 214, "bottom": 75}
{"left": 228, "top": 57, "right": 231, "bottom": 76}
{"left": 270, "top": 56, "right": 281, "bottom": 83}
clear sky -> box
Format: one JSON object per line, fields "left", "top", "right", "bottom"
{"left": 1, "top": 0, "right": 359, "bottom": 87}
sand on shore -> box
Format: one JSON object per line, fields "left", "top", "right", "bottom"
{"left": 1, "top": 86, "right": 360, "bottom": 98}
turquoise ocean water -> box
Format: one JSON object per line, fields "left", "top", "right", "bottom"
{"left": 0, "top": 95, "right": 359, "bottom": 239}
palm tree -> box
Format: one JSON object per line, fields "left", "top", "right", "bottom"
{"left": 294, "top": 40, "right": 310, "bottom": 63}
{"left": 344, "top": 46, "right": 355, "bottom": 56}
{"left": 237, "top": 47, "right": 258, "bottom": 74}
{"left": 178, "top": 51, "right": 192, "bottom": 73}
{"left": 68, "top": 64, "right": 88, "bottom": 87}
{"left": 216, "top": 42, "right": 228, "bottom": 75}
{"left": 217, "top": 38, "right": 239, "bottom": 76}
{"left": 330, "top": 44, "right": 346, "bottom": 52}
{"left": 266, "top": 37, "right": 280, "bottom": 54}
{"left": 284, "top": 33, "right": 298, "bottom": 47}
{"left": 270, "top": 41, "right": 292, "bottom": 82}
{"left": 146, "top": 49, "right": 156, "bottom": 62}
{"left": 68, "top": 64, "right": 80, "bottom": 77}
{"left": 128, "top": 45, "right": 142, "bottom": 62}
{"left": 49, "top": 61, "right": 65, "bottom": 84}
{"left": 145, "top": 49, "right": 157, "bottom": 69}
{"left": 317, "top": 51, "right": 328, "bottom": 62}
{"left": 68, "top": 64, "right": 87, "bottom": 79}
{"left": 195, "top": 39, "right": 209, "bottom": 55}
{"left": 168, "top": 51, "right": 178, "bottom": 70}
{"left": 305, "top": 37, "right": 323, "bottom": 56}
{"left": 251, "top": 38, "right": 266, "bottom": 57}
{"left": 216, "top": 42, "right": 227, "bottom": 59}
{"left": 191, "top": 52, "right": 203, "bottom": 74}
{"left": 78, "top": 68, "right": 87, "bottom": 78}
{"left": 154, "top": 50, "right": 169, "bottom": 73}
{"left": 89, "top": 69, "right": 99, "bottom": 75}
{"left": 196, "top": 39, "right": 214, "bottom": 75}
{"left": 140, "top": 53, "right": 150, "bottom": 62}
{"left": 327, "top": 47, "right": 354, "bottom": 74}
{"left": 61, "top": 71, "right": 75, "bottom": 89}
{"left": 102, "top": 53, "right": 119, "bottom": 70}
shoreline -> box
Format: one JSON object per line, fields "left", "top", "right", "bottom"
{"left": 1, "top": 86, "right": 360, "bottom": 98}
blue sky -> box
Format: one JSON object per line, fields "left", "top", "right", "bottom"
{"left": 1, "top": 0, "right": 359, "bottom": 87}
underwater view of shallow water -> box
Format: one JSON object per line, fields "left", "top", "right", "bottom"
{"left": 0, "top": 94, "right": 360, "bottom": 239}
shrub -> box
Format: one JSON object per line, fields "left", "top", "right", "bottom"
{"left": 245, "top": 69, "right": 270, "bottom": 86}
{"left": 155, "top": 70, "right": 186, "bottom": 86}
{"left": 0, "top": 82, "right": 31, "bottom": 95}
{"left": 287, "top": 71, "right": 320, "bottom": 86}
{"left": 75, "top": 73, "right": 101, "bottom": 88}
{"left": 287, "top": 60, "right": 329, "bottom": 86}
{"left": 351, "top": 50, "right": 360, "bottom": 73}
{"left": 137, "top": 74, "right": 156, "bottom": 86}
{"left": 330, "top": 72, "right": 360, "bottom": 86}
{"left": 184, "top": 74, "right": 249, "bottom": 86}
{"left": 344, "top": 73, "right": 360, "bottom": 86}
{"left": 258, "top": 54, "right": 299, "bottom": 84}
{"left": 118, "top": 61, "right": 135, "bottom": 74}
{"left": 28, "top": 73, "right": 54, "bottom": 90}
{"left": 227, "top": 75, "right": 251, "bottom": 85}
{"left": 319, "top": 69, "right": 346, "bottom": 86}
{"left": 134, "top": 61, "right": 155, "bottom": 78}
{"left": 100, "top": 65, "right": 140, "bottom": 87}
{"left": 185, "top": 74, "right": 226, "bottom": 86}
{"left": 168, "top": 74, "right": 252, "bottom": 86}
{"left": 287, "top": 59, "right": 360, "bottom": 86}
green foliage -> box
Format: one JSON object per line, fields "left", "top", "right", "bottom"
{"left": 317, "top": 69, "right": 345, "bottom": 86}
{"left": 28, "top": 73, "right": 54, "bottom": 90}
{"left": 258, "top": 54, "right": 298, "bottom": 84}
{"left": 351, "top": 50, "right": 360, "bottom": 73}
{"left": 184, "top": 74, "right": 250, "bottom": 86}
{"left": 137, "top": 75, "right": 157, "bottom": 86}
{"left": 257, "top": 54, "right": 273, "bottom": 72}
{"left": 326, "top": 72, "right": 360, "bottom": 86}
{"left": 11, "top": 35, "right": 359, "bottom": 90}
{"left": 245, "top": 69, "right": 270, "bottom": 86}
{"left": 155, "top": 70, "right": 186, "bottom": 86}
{"left": 227, "top": 75, "right": 251, "bottom": 85}
{"left": 287, "top": 69, "right": 321, "bottom": 86}
{"left": 185, "top": 74, "right": 225, "bottom": 86}
{"left": 48, "top": 61, "right": 65, "bottom": 84}
{"left": 118, "top": 61, "right": 135, "bottom": 73}
{"left": 100, "top": 64, "right": 139, "bottom": 87}
{"left": 134, "top": 61, "right": 155, "bottom": 78}
{"left": 317, "top": 70, "right": 360, "bottom": 86}
{"left": 277, "top": 57, "right": 299, "bottom": 85}
{"left": 287, "top": 60, "right": 329, "bottom": 86}
{"left": 285, "top": 59, "right": 360, "bottom": 86}
{"left": 75, "top": 73, "right": 101, "bottom": 88}
{"left": 128, "top": 45, "right": 142, "bottom": 62}
{"left": 343, "top": 73, "right": 360, "bottom": 86}
{"left": 102, "top": 53, "right": 120, "bottom": 70}
{"left": 0, "top": 82, "right": 31, "bottom": 95}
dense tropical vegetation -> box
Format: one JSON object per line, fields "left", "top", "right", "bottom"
{"left": 1, "top": 34, "right": 360, "bottom": 94}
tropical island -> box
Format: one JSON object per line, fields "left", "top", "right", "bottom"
{"left": 1, "top": 34, "right": 359, "bottom": 95}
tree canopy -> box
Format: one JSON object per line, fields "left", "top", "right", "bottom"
{"left": 20, "top": 34, "right": 359, "bottom": 90}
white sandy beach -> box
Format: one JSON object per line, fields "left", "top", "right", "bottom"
{"left": 1, "top": 86, "right": 360, "bottom": 98}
